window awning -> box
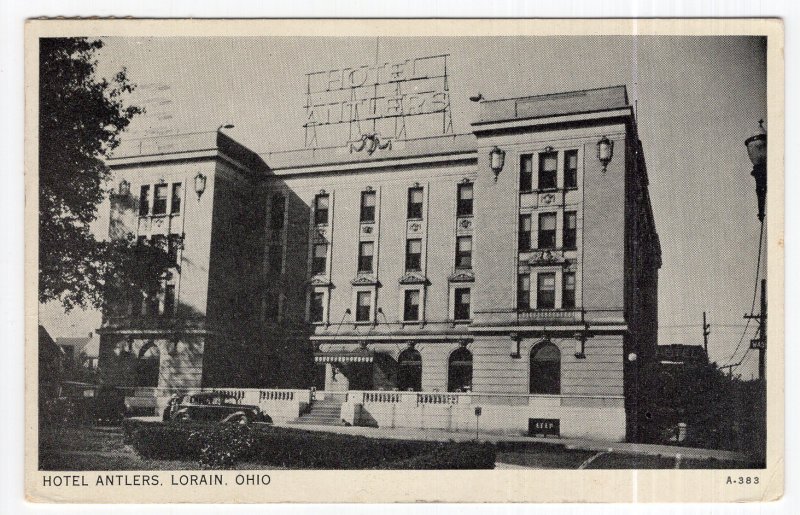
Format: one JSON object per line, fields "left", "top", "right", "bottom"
{"left": 314, "top": 352, "right": 374, "bottom": 364}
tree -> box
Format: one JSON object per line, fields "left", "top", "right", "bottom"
{"left": 39, "top": 38, "right": 164, "bottom": 311}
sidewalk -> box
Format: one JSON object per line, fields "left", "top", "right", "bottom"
{"left": 273, "top": 421, "right": 750, "bottom": 462}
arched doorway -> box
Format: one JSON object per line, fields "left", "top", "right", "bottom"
{"left": 136, "top": 342, "right": 161, "bottom": 387}
{"left": 448, "top": 347, "right": 473, "bottom": 392}
{"left": 530, "top": 341, "right": 560, "bottom": 394}
{"left": 397, "top": 347, "right": 422, "bottom": 391}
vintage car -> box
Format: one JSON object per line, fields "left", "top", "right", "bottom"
{"left": 162, "top": 392, "right": 267, "bottom": 424}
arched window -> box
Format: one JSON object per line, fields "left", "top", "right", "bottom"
{"left": 397, "top": 348, "right": 422, "bottom": 391}
{"left": 136, "top": 342, "right": 161, "bottom": 387}
{"left": 530, "top": 341, "right": 560, "bottom": 394}
{"left": 448, "top": 347, "right": 473, "bottom": 392}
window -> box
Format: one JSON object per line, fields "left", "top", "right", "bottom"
{"left": 310, "top": 292, "right": 324, "bottom": 323}
{"left": 519, "top": 214, "right": 532, "bottom": 251}
{"left": 405, "top": 239, "right": 422, "bottom": 271}
{"left": 167, "top": 234, "right": 181, "bottom": 265}
{"left": 530, "top": 342, "right": 560, "bottom": 394}
{"left": 153, "top": 184, "right": 168, "bottom": 215}
{"left": 171, "top": 183, "right": 182, "bottom": 214}
{"left": 163, "top": 284, "right": 175, "bottom": 316}
{"left": 136, "top": 343, "right": 160, "bottom": 388}
{"left": 269, "top": 245, "right": 283, "bottom": 275}
{"left": 563, "top": 272, "right": 576, "bottom": 309}
{"left": 538, "top": 152, "right": 558, "bottom": 190}
{"left": 270, "top": 194, "right": 286, "bottom": 231}
{"left": 454, "top": 288, "right": 471, "bottom": 320}
{"left": 517, "top": 273, "right": 531, "bottom": 310}
{"left": 564, "top": 150, "right": 578, "bottom": 188}
{"left": 360, "top": 190, "right": 376, "bottom": 222}
{"left": 139, "top": 185, "right": 150, "bottom": 216}
{"left": 538, "top": 212, "right": 557, "bottom": 249}
{"left": 358, "top": 241, "right": 374, "bottom": 272}
{"left": 537, "top": 273, "right": 556, "bottom": 309}
{"left": 397, "top": 348, "right": 422, "bottom": 391}
{"left": 403, "top": 290, "right": 420, "bottom": 321}
{"left": 455, "top": 236, "right": 472, "bottom": 269}
{"left": 457, "top": 183, "right": 473, "bottom": 217}
{"left": 563, "top": 211, "right": 577, "bottom": 249}
{"left": 312, "top": 243, "right": 328, "bottom": 275}
{"left": 407, "top": 187, "right": 424, "bottom": 219}
{"left": 151, "top": 234, "right": 166, "bottom": 252}
{"left": 448, "top": 347, "right": 473, "bottom": 392}
{"left": 520, "top": 154, "right": 533, "bottom": 192}
{"left": 314, "top": 194, "right": 329, "bottom": 225}
{"left": 355, "top": 291, "right": 372, "bottom": 322}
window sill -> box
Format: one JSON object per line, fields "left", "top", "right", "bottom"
{"left": 407, "top": 217, "right": 424, "bottom": 222}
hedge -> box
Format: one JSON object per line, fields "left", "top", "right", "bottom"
{"left": 122, "top": 419, "right": 496, "bottom": 469}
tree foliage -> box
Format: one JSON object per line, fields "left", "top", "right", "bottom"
{"left": 38, "top": 37, "right": 166, "bottom": 311}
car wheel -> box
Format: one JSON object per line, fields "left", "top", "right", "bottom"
{"left": 231, "top": 415, "right": 250, "bottom": 426}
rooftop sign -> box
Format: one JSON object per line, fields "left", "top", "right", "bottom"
{"left": 304, "top": 54, "right": 454, "bottom": 148}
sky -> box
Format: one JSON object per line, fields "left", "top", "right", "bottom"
{"left": 41, "top": 35, "right": 767, "bottom": 378}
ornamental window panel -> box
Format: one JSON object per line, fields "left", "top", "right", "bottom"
{"left": 171, "top": 183, "right": 182, "bottom": 214}
{"left": 530, "top": 342, "right": 561, "bottom": 394}
{"left": 314, "top": 194, "right": 329, "bottom": 225}
{"left": 403, "top": 289, "right": 421, "bottom": 321}
{"left": 563, "top": 211, "right": 577, "bottom": 249}
{"left": 153, "top": 184, "right": 168, "bottom": 215}
{"left": 520, "top": 154, "right": 533, "bottom": 192}
{"left": 139, "top": 185, "right": 150, "bottom": 216}
{"left": 564, "top": 150, "right": 578, "bottom": 188}
{"left": 537, "top": 273, "right": 556, "bottom": 309}
{"left": 455, "top": 236, "right": 472, "bottom": 269}
{"left": 454, "top": 287, "right": 471, "bottom": 321}
{"left": 312, "top": 242, "right": 328, "bottom": 275}
{"left": 407, "top": 187, "right": 424, "bottom": 219}
{"left": 538, "top": 151, "right": 558, "bottom": 190}
{"left": 358, "top": 241, "right": 374, "bottom": 272}
{"left": 360, "top": 190, "right": 376, "bottom": 223}
{"left": 517, "top": 273, "right": 531, "bottom": 310}
{"left": 563, "top": 272, "right": 576, "bottom": 309}
{"left": 457, "top": 183, "right": 473, "bottom": 217}
{"left": 519, "top": 214, "right": 532, "bottom": 251}
{"left": 538, "top": 212, "right": 557, "bottom": 249}
{"left": 355, "top": 291, "right": 372, "bottom": 322}
{"left": 448, "top": 347, "right": 473, "bottom": 392}
{"left": 405, "top": 238, "right": 422, "bottom": 272}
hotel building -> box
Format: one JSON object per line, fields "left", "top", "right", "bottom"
{"left": 98, "top": 85, "right": 661, "bottom": 441}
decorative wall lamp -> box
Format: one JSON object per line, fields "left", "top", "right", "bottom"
{"left": 597, "top": 136, "right": 614, "bottom": 172}
{"left": 194, "top": 172, "right": 207, "bottom": 200}
{"left": 489, "top": 146, "right": 506, "bottom": 182}
{"left": 118, "top": 179, "right": 130, "bottom": 196}
{"left": 574, "top": 332, "right": 587, "bottom": 359}
{"left": 509, "top": 332, "right": 521, "bottom": 358}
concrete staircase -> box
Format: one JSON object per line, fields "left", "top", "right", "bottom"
{"left": 291, "top": 399, "right": 345, "bottom": 426}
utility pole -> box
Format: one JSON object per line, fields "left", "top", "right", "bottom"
{"left": 744, "top": 279, "right": 767, "bottom": 381}
{"left": 702, "top": 312, "right": 710, "bottom": 356}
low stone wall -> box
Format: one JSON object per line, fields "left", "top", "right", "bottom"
{"left": 342, "top": 391, "right": 626, "bottom": 442}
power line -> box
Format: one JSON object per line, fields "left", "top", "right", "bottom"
{"left": 725, "top": 218, "right": 765, "bottom": 366}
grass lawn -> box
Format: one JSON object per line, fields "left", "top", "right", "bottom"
{"left": 585, "top": 452, "right": 676, "bottom": 469}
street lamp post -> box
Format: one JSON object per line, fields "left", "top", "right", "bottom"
{"left": 744, "top": 120, "right": 767, "bottom": 381}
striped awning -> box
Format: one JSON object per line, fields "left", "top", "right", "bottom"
{"left": 314, "top": 352, "right": 374, "bottom": 364}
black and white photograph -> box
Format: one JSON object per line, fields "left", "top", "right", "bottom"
{"left": 25, "top": 19, "right": 783, "bottom": 503}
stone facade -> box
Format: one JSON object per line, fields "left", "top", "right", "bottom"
{"left": 98, "top": 85, "right": 660, "bottom": 441}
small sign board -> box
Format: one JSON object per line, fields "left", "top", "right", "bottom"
{"left": 750, "top": 338, "right": 766, "bottom": 350}
{"left": 528, "top": 418, "right": 560, "bottom": 437}
{"left": 474, "top": 406, "right": 482, "bottom": 417}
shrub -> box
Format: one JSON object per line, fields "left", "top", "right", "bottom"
{"left": 123, "top": 420, "right": 496, "bottom": 469}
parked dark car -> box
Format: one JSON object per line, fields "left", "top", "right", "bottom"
{"left": 163, "top": 392, "right": 267, "bottom": 425}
